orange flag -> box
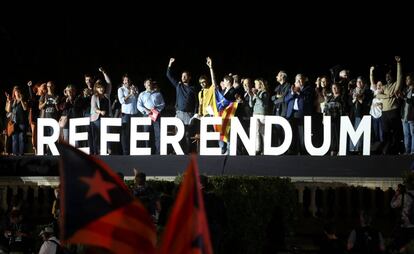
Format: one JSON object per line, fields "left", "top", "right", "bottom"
{"left": 159, "top": 155, "right": 213, "bottom": 254}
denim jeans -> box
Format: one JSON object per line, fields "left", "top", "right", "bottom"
{"left": 12, "top": 124, "right": 26, "bottom": 155}
{"left": 349, "top": 117, "right": 362, "bottom": 152}
{"left": 402, "top": 120, "right": 414, "bottom": 154}
{"left": 63, "top": 128, "right": 69, "bottom": 142}
{"left": 175, "top": 111, "right": 194, "bottom": 154}
{"left": 175, "top": 110, "right": 193, "bottom": 125}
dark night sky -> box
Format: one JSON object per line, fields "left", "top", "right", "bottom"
{"left": 1, "top": 6, "right": 412, "bottom": 104}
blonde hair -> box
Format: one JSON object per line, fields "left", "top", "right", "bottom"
{"left": 12, "top": 86, "right": 22, "bottom": 100}
{"left": 254, "top": 79, "right": 269, "bottom": 92}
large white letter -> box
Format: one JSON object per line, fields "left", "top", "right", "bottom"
{"left": 100, "top": 117, "right": 122, "bottom": 155}
{"left": 130, "top": 117, "right": 151, "bottom": 155}
{"left": 199, "top": 117, "right": 222, "bottom": 155}
{"left": 339, "top": 115, "right": 371, "bottom": 156}
{"left": 229, "top": 117, "right": 256, "bottom": 156}
{"left": 304, "top": 116, "right": 331, "bottom": 156}
{"left": 263, "top": 116, "right": 292, "bottom": 155}
{"left": 37, "top": 118, "right": 60, "bottom": 155}
{"left": 69, "top": 117, "right": 90, "bottom": 154}
{"left": 160, "top": 117, "right": 184, "bottom": 155}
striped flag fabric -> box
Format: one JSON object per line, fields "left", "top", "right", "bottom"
{"left": 159, "top": 155, "right": 213, "bottom": 254}
{"left": 56, "top": 143, "right": 157, "bottom": 254}
{"left": 212, "top": 89, "right": 238, "bottom": 142}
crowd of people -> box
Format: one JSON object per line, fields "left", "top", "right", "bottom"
{"left": 317, "top": 177, "right": 414, "bottom": 254}
{"left": 1, "top": 56, "right": 412, "bottom": 156}
{"left": 3, "top": 172, "right": 414, "bottom": 253}
{"left": 0, "top": 169, "right": 228, "bottom": 254}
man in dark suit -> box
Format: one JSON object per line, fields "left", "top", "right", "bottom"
{"left": 284, "top": 74, "right": 314, "bottom": 154}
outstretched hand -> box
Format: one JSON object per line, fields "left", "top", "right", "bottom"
{"left": 27, "top": 81, "right": 33, "bottom": 87}
{"left": 98, "top": 67, "right": 105, "bottom": 73}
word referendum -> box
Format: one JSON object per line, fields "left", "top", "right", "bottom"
{"left": 37, "top": 116, "right": 372, "bottom": 156}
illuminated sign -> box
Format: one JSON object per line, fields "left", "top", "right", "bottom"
{"left": 37, "top": 116, "right": 371, "bottom": 156}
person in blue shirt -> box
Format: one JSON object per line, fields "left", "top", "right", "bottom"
{"left": 137, "top": 79, "right": 165, "bottom": 154}
{"left": 117, "top": 74, "right": 139, "bottom": 155}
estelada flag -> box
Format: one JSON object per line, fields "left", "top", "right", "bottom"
{"left": 212, "top": 89, "right": 238, "bottom": 143}
{"left": 159, "top": 155, "right": 213, "bottom": 254}
{"left": 56, "top": 143, "right": 156, "bottom": 254}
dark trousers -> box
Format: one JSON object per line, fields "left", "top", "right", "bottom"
{"left": 391, "top": 227, "right": 414, "bottom": 252}
{"left": 372, "top": 117, "right": 384, "bottom": 143}
{"left": 121, "top": 114, "right": 132, "bottom": 155}
{"left": 289, "top": 115, "right": 304, "bottom": 154}
{"left": 330, "top": 118, "right": 341, "bottom": 153}
{"left": 237, "top": 119, "right": 250, "bottom": 155}
{"left": 382, "top": 108, "right": 401, "bottom": 154}
{"left": 90, "top": 119, "right": 101, "bottom": 155}
{"left": 312, "top": 113, "right": 324, "bottom": 148}
{"left": 143, "top": 118, "right": 161, "bottom": 155}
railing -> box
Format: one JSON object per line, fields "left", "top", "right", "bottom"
{"left": 0, "top": 176, "right": 403, "bottom": 220}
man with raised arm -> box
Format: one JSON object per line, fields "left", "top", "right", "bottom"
{"left": 166, "top": 58, "right": 197, "bottom": 154}
{"left": 371, "top": 56, "right": 403, "bottom": 154}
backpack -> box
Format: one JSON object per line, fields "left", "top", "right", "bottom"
{"left": 352, "top": 226, "right": 380, "bottom": 254}
{"left": 48, "top": 239, "right": 71, "bottom": 254}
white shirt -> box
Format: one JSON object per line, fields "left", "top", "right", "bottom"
{"left": 293, "top": 95, "right": 299, "bottom": 110}
{"left": 370, "top": 98, "right": 382, "bottom": 119}
{"left": 39, "top": 236, "right": 60, "bottom": 254}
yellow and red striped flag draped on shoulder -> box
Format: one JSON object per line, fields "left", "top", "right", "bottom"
{"left": 56, "top": 143, "right": 156, "bottom": 254}
{"left": 159, "top": 155, "right": 213, "bottom": 254}
{"left": 211, "top": 89, "right": 238, "bottom": 142}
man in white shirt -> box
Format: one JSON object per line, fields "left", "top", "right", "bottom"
{"left": 38, "top": 226, "right": 60, "bottom": 254}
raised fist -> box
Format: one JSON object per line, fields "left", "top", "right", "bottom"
{"left": 395, "top": 56, "right": 401, "bottom": 63}
{"left": 206, "top": 57, "right": 212, "bottom": 68}
{"left": 168, "top": 58, "right": 175, "bottom": 66}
